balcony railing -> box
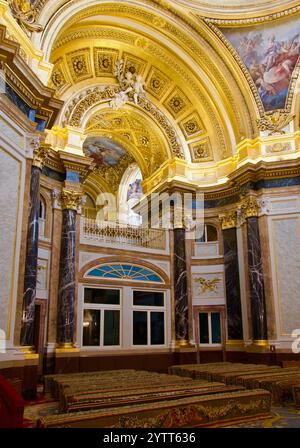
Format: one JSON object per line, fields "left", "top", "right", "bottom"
{"left": 82, "top": 218, "right": 166, "bottom": 251}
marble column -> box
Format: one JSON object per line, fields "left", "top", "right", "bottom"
{"left": 242, "top": 198, "right": 268, "bottom": 343}
{"left": 20, "top": 144, "right": 50, "bottom": 347}
{"left": 20, "top": 165, "right": 41, "bottom": 347}
{"left": 56, "top": 189, "right": 83, "bottom": 346}
{"left": 221, "top": 214, "right": 244, "bottom": 341}
{"left": 174, "top": 227, "right": 189, "bottom": 345}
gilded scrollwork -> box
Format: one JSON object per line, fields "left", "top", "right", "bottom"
{"left": 8, "top": 0, "right": 43, "bottom": 36}
{"left": 257, "top": 111, "right": 295, "bottom": 135}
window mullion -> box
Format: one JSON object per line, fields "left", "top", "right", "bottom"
{"left": 208, "top": 312, "right": 212, "bottom": 344}
{"left": 100, "top": 308, "right": 103, "bottom": 347}
{"left": 148, "top": 311, "right": 151, "bottom": 346}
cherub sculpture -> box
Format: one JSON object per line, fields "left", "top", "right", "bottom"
{"left": 110, "top": 60, "right": 146, "bottom": 110}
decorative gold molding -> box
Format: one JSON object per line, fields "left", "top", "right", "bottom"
{"left": 55, "top": 342, "right": 79, "bottom": 353}
{"left": 0, "top": 25, "right": 63, "bottom": 127}
{"left": 257, "top": 111, "right": 296, "bottom": 135}
{"left": 201, "top": 5, "right": 300, "bottom": 26}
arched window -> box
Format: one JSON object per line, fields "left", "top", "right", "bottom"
{"left": 39, "top": 197, "right": 46, "bottom": 220}
{"left": 196, "top": 224, "right": 218, "bottom": 243}
{"left": 82, "top": 263, "right": 167, "bottom": 349}
{"left": 86, "top": 264, "right": 163, "bottom": 283}
{"left": 39, "top": 196, "right": 46, "bottom": 238}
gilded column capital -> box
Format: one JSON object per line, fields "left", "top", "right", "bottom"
{"left": 240, "top": 196, "right": 259, "bottom": 219}
{"left": 32, "top": 143, "right": 51, "bottom": 169}
{"left": 61, "top": 188, "right": 84, "bottom": 211}
{"left": 219, "top": 210, "right": 237, "bottom": 230}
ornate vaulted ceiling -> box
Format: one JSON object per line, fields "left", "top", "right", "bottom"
{"left": 42, "top": 1, "right": 257, "bottom": 172}
{"left": 5, "top": 0, "right": 299, "bottom": 192}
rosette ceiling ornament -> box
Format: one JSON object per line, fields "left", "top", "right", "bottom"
{"left": 8, "top": 0, "right": 43, "bottom": 36}
{"left": 110, "top": 60, "right": 147, "bottom": 111}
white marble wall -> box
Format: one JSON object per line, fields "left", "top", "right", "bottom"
{"left": 264, "top": 194, "right": 300, "bottom": 348}
{"left": 0, "top": 101, "right": 34, "bottom": 352}
{"left": 0, "top": 148, "right": 21, "bottom": 339}
{"left": 272, "top": 217, "right": 300, "bottom": 335}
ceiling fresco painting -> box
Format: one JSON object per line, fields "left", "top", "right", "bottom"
{"left": 83, "top": 136, "right": 127, "bottom": 167}
{"left": 83, "top": 136, "right": 136, "bottom": 192}
{"left": 222, "top": 15, "right": 300, "bottom": 111}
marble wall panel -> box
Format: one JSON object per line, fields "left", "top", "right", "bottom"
{"left": 273, "top": 217, "right": 300, "bottom": 335}
{"left": 0, "top": 148, "right": 21, "bottom": 338}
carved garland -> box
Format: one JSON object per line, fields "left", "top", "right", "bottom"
{"left": 63, "top": 85, "right": 184, "bottom": 159}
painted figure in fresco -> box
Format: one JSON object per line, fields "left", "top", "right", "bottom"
{"left": 225, "top": 18, "right": 300, "bottom": 111}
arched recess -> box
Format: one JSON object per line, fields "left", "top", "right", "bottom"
{"left": 35, "top": 0, "right": 257, "bottom": 159}
{"left": 62, "top": 90, "right": 185, "bottom": 163}
{"left": 82, "top": 102, "right": 173, "bottom": 172}
{"left": 79, "top": 256, "right": 170, "bottom": 286}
